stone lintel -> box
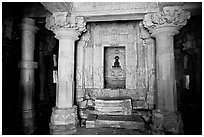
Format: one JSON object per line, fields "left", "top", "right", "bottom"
{"left": 73, "top": 2, "right": 159, "bottom": 18}
{"left": 85, "top": 13, "right": 145, "bottom": 22}
{"left": 41, "top": 2, "right": 73, "bottom": 13}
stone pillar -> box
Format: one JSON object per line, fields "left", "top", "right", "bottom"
{"left": 143, "top": 6, "right": 190, "bottom": 134}
{"left": 18, "top": 18, "right": 38, "bottom": 134}
{"left": 45, "top": 12, "right": 86, "bottom": 134}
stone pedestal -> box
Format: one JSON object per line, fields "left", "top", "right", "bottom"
{"left": 49, "top": 106, "right": 79, "bottom": 134}
{"left": 18, "top": 18, "right": 38, "bottom": 134}
{"left": 46, "top": 12, "right": 86, "bottom": 134}
{"left": 143, "top": 6, "right": 190, "bottom": 134}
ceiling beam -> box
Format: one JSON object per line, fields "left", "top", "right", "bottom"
{"left": 41, "top": 2, "right": 73, "bottom": 13}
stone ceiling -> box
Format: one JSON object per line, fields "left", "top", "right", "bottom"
{"left": 3, "top": 2, "right": 201, "bottom": 23}
{"left": 41, "top": 2, "right": 201, "bottom": 22}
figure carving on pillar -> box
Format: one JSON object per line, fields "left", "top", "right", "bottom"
{"left": 45, "top": 12, "right": 86, "bottom": 135}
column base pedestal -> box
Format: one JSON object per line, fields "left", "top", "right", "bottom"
{"left": 151, "top": 110, "right": 183, "bottom": 135}
{"left": 19, "top": 109, "right": 36, "bottom": 134}
{"left": 49, "top": 105, "right": 79, "bottom": 135}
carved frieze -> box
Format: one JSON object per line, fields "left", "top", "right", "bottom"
{"left": 143, "top": 6, "right": 190, "bottom": 30}
{"left": 45, "top": 12, "right": 86, "bottom": 33}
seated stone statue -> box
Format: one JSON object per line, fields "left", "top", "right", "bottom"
{"left": 112, "top": 56, "right": 121, "bottom": 68}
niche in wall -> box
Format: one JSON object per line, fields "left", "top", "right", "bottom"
{"left": 104, "top": 46, "right": 126, "bottom": 89}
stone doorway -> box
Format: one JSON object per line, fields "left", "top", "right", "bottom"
{"left": 104, "top": 46, "right": 126, "bottom": 89}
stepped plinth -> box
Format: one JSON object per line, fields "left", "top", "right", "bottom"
{"left": 86, "top": 97, "right": 145, "bottom": 130}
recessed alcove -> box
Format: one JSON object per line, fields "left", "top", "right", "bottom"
{"left": 104, "top": 46, "right": 126, "bottom": 89}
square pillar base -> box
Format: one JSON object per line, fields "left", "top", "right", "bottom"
{"left": 49, "top": 105, "right": 79, "bottom": 135}
{"left": 151, "top": 110, "right": 183, "bottom": 135}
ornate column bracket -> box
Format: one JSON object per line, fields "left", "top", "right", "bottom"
{"left": 143, "top": 6, "right": 190, "bottom": 36}
{"left": 45, "top": 12, "right": 86, "bottom": 40}
{"left": 139, "top": 22, "right": 153, "bottom": 44}
{"left": 143, "top": 6, "right": 190, "bottom": 37}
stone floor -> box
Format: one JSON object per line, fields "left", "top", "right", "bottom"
{"left": 3, "top": 95, "right": 202, "bottom": 135}
{"left": 74, "top": 127, "right": 151, "bottom": 135}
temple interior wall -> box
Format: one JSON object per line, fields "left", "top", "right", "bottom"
{"left": 76, "top": 21, "right": 156, "bottom": 109}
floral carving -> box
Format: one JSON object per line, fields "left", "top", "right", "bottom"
{"left": 143, "top": 6, "right": 190, "bottom": 30}
{"left": 45, "top": 12, "right": 86, "bottom": 33}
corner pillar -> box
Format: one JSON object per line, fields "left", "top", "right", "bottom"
{"left": 45, "top": 12, "right": 86, "bottom": 134}
{"left": 143, "top": 6, "right": 190, "bottom": 134}
{"left": 18, "top": 18, "right": 38, "bottom": 134}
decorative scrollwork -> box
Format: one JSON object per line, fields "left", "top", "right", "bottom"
{"left": 45, "top": 12, "right": 86, "bottom": 33}
{"left": 143, "top": 6, "right": 190, "bottom": 30}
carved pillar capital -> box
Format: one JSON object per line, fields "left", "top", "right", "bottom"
{"left": 143, "top": 6, "right": 190, "bottom": 37}
{"left": 21, "top": 18, "right": 39, "bottom": 33}
{"left": 45, "top": 12, "right": 86, "bottom": 40}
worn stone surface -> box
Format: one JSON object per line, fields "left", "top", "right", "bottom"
{"left": 77, "top": 88, "right": 155, "bottom": 110}
{"left": 18, "top": 18, "right": 38, "bottom": 134}
{"left": 86, "top": 114, "right": 98, "bottom": 128}
{"left": 95, "top": 97, "right": 132, "bottom": 115}
{"left": 151, "top": 110, "right": 183, "bottom": 135}
{"left": 143, "top": 6, "right": 190, "bottom": 113}
{"left": 50, "top": 123, "right": 77, "bottom": 135}
{"left": 85, "top": 109, "right": 147, "bottom": 131}
{"left": 133, "top": 109, "right": 152, "bottom": 123}
{"left": 86, "top": 114, "right": 145, "bottom": 130}
{"left": 143, "top": 6, "right": 190, "bottom": 30}
{"left": 50, "top": 106, "right": 79, "bottom": 134}
{"left": 76, "top": 21, "right": 156, "bottom": 110}
{"left": 73, "top": 2, "right": 159, "bottom": 18}
{"left": 75, "top": 127, "right": 149, "bottom": 135}
{"left": 19, "top": 109, "right": 37, "bottom": 134}
{"left": 45, "top": 12, "right": 86, "bottom": 134}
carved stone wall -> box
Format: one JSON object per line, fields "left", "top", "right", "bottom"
{"left": 76, "top": 21, "right": 156, "bottom": 109}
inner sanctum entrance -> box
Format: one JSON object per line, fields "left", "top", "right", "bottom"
{"left": 104, "top": 46, "right": 126, "bottom": 89}
{"left": 76, "top": 21, "right": 156, "bottom": 109}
